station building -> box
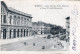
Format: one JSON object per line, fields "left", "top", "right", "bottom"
{"left": 0, "top": 1, "right": 32, "bottom": 39}
{"left": 32, "top": 21, "right": 51, "bottom": 35}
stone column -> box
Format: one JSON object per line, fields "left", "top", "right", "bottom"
{"left": 26, "top": 29, "right": 27, "bottom": 37}
{"left": 1, "top": 29, "right": 3, "bottom": 39}
{"left": 19, "top": 29, "right": 21, "bottom": 37}
{"left": 8, "top": 28, "right": 10, "bottom": 39}
{"left": 6, "top": 29, "right": 9, "bottom": 39}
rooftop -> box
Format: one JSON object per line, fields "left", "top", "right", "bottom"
{"left": 1, "top": 1, "right": 32, "bottom": 18}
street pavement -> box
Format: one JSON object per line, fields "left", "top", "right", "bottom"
{"left": 0, "top": 35, "right": 69, "bottom": 51}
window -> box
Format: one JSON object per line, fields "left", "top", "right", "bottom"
{"left": 24, "top": 18, "right": 26, "bottom": 20}
{"left": 27, "top": 19, "right": 29, "bottom": 21}
{"left": 14, "top": 15, "right": 16, "bottom": 25}
{"left": 3, "top": 8, "right": 5, "bottom": 13}
{"left": 21, "top": 17, "right": 23, "bottom": 25}
{"left": 1, "top": 7, "right": 2, "bottom": 12}
{"left": 14, "top": 15, "right": 16, "bottom": 18}
{"left": 1, "top": 15, "right": 2, "bottom": 24}
{"left": 18, "top": 16, "right": 20, "bottom": 25}
{"left": 3, "top": 15, "right": 6, "bottom": 23}
{"left": 10, "top": 16, "right": 12, "bottom": 24}
{"left": 68, "top": 26, "right": 70, "bottom": 28}
{"left": 18, "top": 16, "right": 20, "bottom": 19}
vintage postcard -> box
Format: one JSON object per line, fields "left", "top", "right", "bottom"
{"left": 0, "top": 0, "right": 80, "bottom": 54}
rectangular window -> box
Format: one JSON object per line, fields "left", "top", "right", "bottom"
{"left": 3, "top": 15, "right": 6, "bottom": 23}
{"left": 10, "top": 18, "right": 11, "bottom": 24}
{"left": 27, "top": 19, "right": 29, "bottom": 21}
{"left": 3, "top": 8, "right": 5, "bottom": 13}
{"left": 1, "top": 7, "right": 2, "bottom": 12}
{"left": 24, "top": 18, "right": 26, "bottom": 20}
{"left": 10, "top": 16, "right": 12, "bottom": 24}
{"left": 1, "top": 15, "right": 2, "bottom": 24}
{"left": 18, "top": 16, "right": 20, "bottom": 19}
{"left": 14, "top": 16, "right": 16, "bottom": 25}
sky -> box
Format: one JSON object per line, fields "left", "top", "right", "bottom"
{"left": 2, "top": 0, "right": 72, "bottom": 28}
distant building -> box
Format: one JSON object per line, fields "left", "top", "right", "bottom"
{"left": 44, "top": 23, "right": 51, "bottom": 34}
{"left": 66, "top": 17, "right": 70, "bottom": 41}
{"left": 32, "top": 21, "right": 51, "bottom": 35}
{"left": 0, "top": 1, "right": 32, "bottom": 39}
{"left": 32, "top": 22, "right": 39, "bottom": 35}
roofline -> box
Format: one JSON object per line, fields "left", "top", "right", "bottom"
{"left": 8, "top": 10, "right": 32, "bottom": 18}
{"left": 1, "top": 1, "right": 8, "bottom": 12}
{"left": 1, "top": 1, "right": 32, "bottom": 18}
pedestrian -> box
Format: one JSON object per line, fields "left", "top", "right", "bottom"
{"left": 24, "top": 42, "right": 26, "bottom": 45}
{"left": 33, "top": 42, "right": 35, "bottom": 46}
{"left": 42, "top": 46, "right": 45, "bottom": 49}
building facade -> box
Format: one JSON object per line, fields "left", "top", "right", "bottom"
{"left": 0, "top": 1, "right": 32, "bottom": 39}
{"left": 32, "top": 21, "right": 50, "bottom": 35}
{"left": 66, "top": 17, "right": 70, "bottom": 41}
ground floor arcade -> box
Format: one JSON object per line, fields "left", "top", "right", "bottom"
{"left": 0, "top": 25, "right": 32, "bottom": 39}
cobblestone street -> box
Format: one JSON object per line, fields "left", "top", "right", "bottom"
{"left": 0, "top": 35, "right": 69, "bottom": 51}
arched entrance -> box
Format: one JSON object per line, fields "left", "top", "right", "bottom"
{"left": 13, "top": 29, "right": 16, "bottom": 38}
{"left": 41, "top": 31, "right": 43, "bottom": 34}
{"left": 21, "top": 29, "right": 23, "bottom": 37}
{"left": 17, "top": 29, "right": 19, "bottom": 37}
{"left": 3, "top": 29, "right": 6, "bottom": 39}
{"left": 24, "top": 29, "right": 25, "bottom": 37}
{"left": 9, "top": 30, "right": 11, "bottom": 39}
{"left": 26, "top": 29, "right": 28, "bottom": 36}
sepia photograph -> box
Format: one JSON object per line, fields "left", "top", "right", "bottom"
{"left": 0, "top": 0, "right": 80, "bottom": 54}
